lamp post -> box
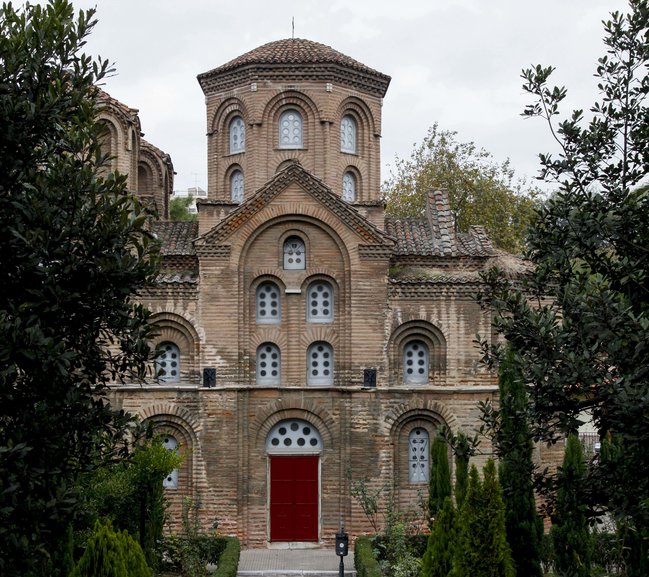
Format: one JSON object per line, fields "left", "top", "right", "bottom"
{"left": 335, "top": 521, "right": 349, "bottom": 577}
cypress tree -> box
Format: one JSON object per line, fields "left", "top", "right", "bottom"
{"left": 420, "top": 496, "right": 455, "bottom": 577}
{"left": 551, "top": 434, "right": 591, "bottom": 577}
{"left": 453, "top": 431, "right": 471, "bottom": 508}
{"left": 429, "top": 435, "right": 452, "bottom": 526}
{"left": 497, "top": 348, "right": 543, "bottom": 577}
{"left": 453, "top": 461, "right": 514, "bottom": 577}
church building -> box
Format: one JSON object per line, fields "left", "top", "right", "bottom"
{"left": 102, "top": 38, "right": 538, "bottom": 547}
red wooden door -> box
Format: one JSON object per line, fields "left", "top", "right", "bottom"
{"left": 270, "top": 455, "right": 319, "bottom": 541}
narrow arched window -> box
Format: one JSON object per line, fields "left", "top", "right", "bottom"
{"left": 230, "top": 169, "right": 244, "bottom": 203}
{"left": 307, "top": 342, "right": 333, "bottom": 385}
{"left": 155, "top": 342, "right": 180, "bottom": 383}
{"left": 162, "top": 435, "right": 179, "bottom": 488}
{"left": 283, "top": 236, "right": 305, "bottom": 270}
{"left": 403, "top": 340, "right": 429, "bottom": 384}
{"left": 307, "top": 280, "right": 333, "bottom": 323}
{"left": 340, "top": 115, "right": 356, "bottom": 153}
{"left": 256, "top": 282, "right": 281, "bottom": 324}
{"left": 229, "top": 116, "right": 245, "bottom": 154}
{"left": 342, "top": 171, "right": 356, "bottom": 202}
{"left": 256, "top": 343, "right": 281, "bottom": 385}
{"left": 279, "top": 109, "right": 303, "bottom": 149}
{"left": 408, "top": 428, "right": 430, "bottom": 483}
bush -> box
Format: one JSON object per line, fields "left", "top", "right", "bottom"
{"left": 355, "top": 536, "right": 382, "bottom": 577}
{"left": 212, "top": 536, "right": 240, "bottom": 577}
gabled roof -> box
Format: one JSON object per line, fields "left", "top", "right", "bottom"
{"left": 152, "top": 221, "right": 198, "bottom": 256}
{"left": 198, "top": 38, "right": 391, "bottom": 98}
{"left": 195, "top": 162, "right": 394, "bottom": 249}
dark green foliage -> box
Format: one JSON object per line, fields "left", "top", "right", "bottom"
{"left": 482, "top": 348, "right": 542, "bottom": 577}
{"left": 551, "top": 435, "right": 591, "bottom": 577}
{"left": 355, "top": 536, "right": 383, "bottom": 577}
{"left": 453, "top": 461, "right": 514, "bottom": 577}
{"left": 70, "top": 520, "right": 151, "bottom": 577}
{"left": 383, "top": 123, "right": 540, "bottom": 253}
{"left": 212, "top": 536, "right": 240, "bottom": 577}
{"left": 443, "top": 429, "right": 477, "bottom": 509}
{"left": 79, "top": 436, "right": 182, "bottom": 570}
{"left": 0, "top": 1, "right": 159, "bottom": 574}
{"left": 428, "top": 436, "right": 452, "bottom": 524}
{"left": 420, "top": 497, "right": 455, "bottom": 577}
{"left": 477, "top": 2, "right": 649, "bottom": 569}
{"left": 169, "top": 194, "right": 197, "bottom": 221}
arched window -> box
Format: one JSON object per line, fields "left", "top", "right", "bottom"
{"left": 230, "top": 169, "right": 244, "bottom": 203}
{"left": 256, "top": 343, "right": 281, "bottom": 385}
{"left": 307, "top": 281, "right": 333, "bottom": 323}
{"left": 340, "top": 115, "right": 356, "bottom": 153}
{"left": 403, "top": 340, "right": 429, "bottom": 384}
{"left": 256, "top": 282, "right": 281, "bottom": 324}
{"left": 229, "top": 116, "right": 245, "bottom": 154}
{"left": 342, "top": 171, "right": 356, "bottom": 202}
{"left": 283, "top": 236, "right": 305, "bottom": 270}
{"left": 266, "top": 419, "right": 323, "bottom": 452}
{"left": 162, "top": 435, "right": 179, "bottom": 489}
{"left": 155, "top": 342, "right": 180, "bottom": 383}
{"left": 279, "top": 109, "right": 303, "bottom": 149}
{"left": 408, "top": 428, "right": 430, "bottom": 483}
{"left": 307, "top": 342, "right": 333, "bottom": 385}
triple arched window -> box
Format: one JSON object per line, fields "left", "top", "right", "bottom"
{"left": 155, "top": 342, "right": 180, "bottom": 383}
{"left": 256, "top": 282, "right": 281, "bottom": 324}
{"left": 279, "top": 109, "right": 303, "bottom": 148}
{"left": 283, "top": 236, "right": 306, "bottom": 270}
{"left": 342, "top": 171, "right": 356, "bottom": 202}
{"left": 408, "top": 428, "right": 430, "bottom": 483}
{"left": 340, "top": 115, "right": 357, "bottom": 153}
{"left": 307, "top": 342, "right": 333, "bottom": 385}
{"left": 306, "top": 280, "right": 333, "bottom": 323}
{"left": 256, "top": 343, "right": 281, "bottom": 385}
{"left": 403, "top": 340, "right": 429, "bottom": 384}
{"left": 230, "top": 169, "right": 244, "bottom": 203}
{"left": 229, "top": 116, "right": 245, "bottom": 154}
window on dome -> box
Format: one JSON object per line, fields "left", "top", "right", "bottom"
{"left": 283, "top": 236, "right": 305, "bottom": 270}
{"left": 306, "top": 281, "right": 333, "bottom": 323}
{"left": 408, "top": 428, "right": 429, "bottom": 483}
{"left": 229, "top": 116, "right": 245, "bottom": 154}
{"left": 256, "top": 282, "right": 281, "bottom": 324}
{"left": 155, "top": 342, "right": 180, "bottom": 383}
{"left": 342, "top": 171, "right": 356, "bottom": 202}
{"left": 340, "top": 115, "right": 356, "bottom": 153}
{"left": 279, "top": 109, "right": 303, "bottom": 149}
{"left": 256, "top": 343, "right": 281, "bottom": 385}
{"left": 403, "top": 340, "right": 429, "bottom": 384}
{"left": 230, "top": 169, "right": 244, "bottom": 203}
{"left": 307, "top": 342, "right": 333, "bottom": 386}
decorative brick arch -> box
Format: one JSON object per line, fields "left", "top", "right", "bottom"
{"left": 149, "top": 312, "right": 201, "bottom": 384}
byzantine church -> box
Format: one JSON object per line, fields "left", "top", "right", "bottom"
{"left": 100, "top": 38, "right": 549, "bottom": 547}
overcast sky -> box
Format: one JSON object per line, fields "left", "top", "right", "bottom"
{"left": 69, "top": 0, "right": 628, "bottom": 192}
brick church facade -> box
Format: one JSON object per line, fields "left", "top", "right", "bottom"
{"left": 101, "top": 38, "right": 541, "bottom": 547}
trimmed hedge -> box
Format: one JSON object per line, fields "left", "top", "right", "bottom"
{"left": 212, "top": 536, "right": 240, "bottom": 577}
{"left": 354, "top": 536, "right": 382, "bottom": 577}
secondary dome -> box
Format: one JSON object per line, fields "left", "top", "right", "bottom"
{"left": 198, "top": 38, "right": 391, "bottom": 97}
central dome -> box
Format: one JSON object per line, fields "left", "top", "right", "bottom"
{"left": 198, "top": 38, "right": 390, "bottom": 97}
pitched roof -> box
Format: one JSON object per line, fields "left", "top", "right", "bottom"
{"left": 152, "top": 221, "right": 198, "bottom": 256}
{"left": 196, "top": 161, "right": 394, "bottom": 249}
{"left": 198, "top": 38, "right": 391, "bottom": 97}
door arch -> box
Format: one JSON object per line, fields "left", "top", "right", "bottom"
{"left": 266, "top": 419, "right": 322, "bottom": 542}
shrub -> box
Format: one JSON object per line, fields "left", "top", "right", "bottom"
{"left": 212, "top": 536, "right": 240, "bottom": 577}
{"left": 354, "top": 536, "right": 382, "bottom": 577}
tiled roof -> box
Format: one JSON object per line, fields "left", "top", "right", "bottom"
{"left": 198, "top": 38, "right": 391, "bottom": 97}
{"left": 385, "top": 218, "right": 496, "bottom": 257}
{"left": 208, "top": 38, "right": 384, "bottom": 77}
{"left": 152, "top": 221, "right": 198, "bottom": 256}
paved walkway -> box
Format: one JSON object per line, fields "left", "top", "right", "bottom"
{"left": 237, "top": 548, "right": 356, "bottom": 577}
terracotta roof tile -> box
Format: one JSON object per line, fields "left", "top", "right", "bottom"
{"left": 152, "top": 221, "right": 198, "bottom": 256}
